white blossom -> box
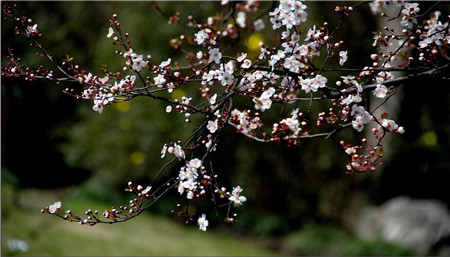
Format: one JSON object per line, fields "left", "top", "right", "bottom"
{"left": 160, "top": 58, "right": 171, "bottom": 67}
{"left": 195, "top": 29, "right": 209, "bottom": 45}
{"left": 207, "top": 119, "right": 219, "bottom": 133}
{"left": 253, "top": 19, "right": 265, "bottom": 31}
{"left": 228, "top": 186, "right": 247, "bottom": 206}
{"left": 254, "top": 87, "right": 275, "bottom": 111}
{"left": 49, "top": 201, "right": 62, "bottom": 214}
{"left": 236, "top": 12, "right": 246, "bottom": 28}
{"left": 107, "top": 27, "right": 114, "bottom": 38}
{"left": 373, "top": 84, "right": 388, "bottom": 98}
{"left": 197, "top": 214, "right": 209, "bottom": 231}
{"left": 209, "top": 48, "right": 222, "bottom": 64}
{"left": 339, "top": 51, "right": 348, "bottom": 66}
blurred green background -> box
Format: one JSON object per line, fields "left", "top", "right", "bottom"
{"left": 2, "top": 1, "right": 450, "bottom": 256}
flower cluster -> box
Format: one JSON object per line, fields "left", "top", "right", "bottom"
{"left": 400, "top": 2, "right": 420, "bottom": 28}
{"left": 230, "top": 109, "right": 263, "bottom": 135}
{"left": 178, "top": 158, "right": 203, "bottom": 199}
{"left": 299, "top": 74, "right": 327, "bottom": 94}
{"left": 269, "top": 0, "right": 307, "bottom": 30}
{"left": 161, "top": 142, "right": 186, "bottom": 159}
{"left": 418, "top": 11, "right": 449, "bottom": 49}
{"left": 272, "top": 109, "right": 302, "bottom": 137}
{"left": 253, "top": 87, "right": 275, "bottom": 111}
{"left": 228, "top": 186, "right": 247, "bottom": 206}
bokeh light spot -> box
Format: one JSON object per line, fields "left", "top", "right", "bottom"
{"left": 131, "top": 151, "right": 144, "bottom": 165}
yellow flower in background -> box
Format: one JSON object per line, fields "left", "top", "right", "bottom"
{"left": 422, "top": 131, "right": 437, "bottom": 147}
{"left": 131, "top": 151, "right": 144, "bottom": 165}
{"left": 171, "top": 88, "right": 186, "bottom": 101}
{"left": 247, "top": 33, "right": 264, "bottom": 52}
{"left": 115, "top": 101, "right": 130, "bottom": 112}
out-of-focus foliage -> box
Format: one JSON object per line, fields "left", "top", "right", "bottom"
{"left": 282, "top": 225, "right": 415, "bottom": 256}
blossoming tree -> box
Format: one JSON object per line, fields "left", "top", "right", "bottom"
{"left": 2, "top": 0, "right": 449, "bottom": 231}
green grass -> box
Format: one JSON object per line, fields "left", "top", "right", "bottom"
{"left": 1, "top": 184, "right": 276, "bottom": 256}
{"left": 2, "top": 182, "right": 418, "bottom": 256}
{"left": 282, "top": 224, "right": 416, "bottom": 256}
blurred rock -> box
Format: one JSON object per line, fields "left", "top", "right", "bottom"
{"left": 353, "top": 196, "right": 450, "bottom": 255}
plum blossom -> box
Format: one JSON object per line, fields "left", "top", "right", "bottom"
{"left": 339, "top": 51, "right": 348, "bottom": 66}
{"left": 131, "top": 55, "right": 147, "bottom": 72}
{"left": 49, "top": 201, "right": 62, "bottom": 214}
{"left": 209, "top": 48, "right": 222, "bottom": 64}
{"left": 93, "top": 91, "right": 115, "bottom": 114}
{"left": 237, "top": 52, "right": 247, "bottom": 62}
{"left": 107, "top": 27, "right": 114, "bottom": 38}
{"left": 345, "top": 147, "right": 356, "bottom": 155}
{"left": 241, "top": 59, "right": 252, "bottom": 69}
{"left": 381, "top": 118, "right": 399, "bottom": 132}
{"left": 161, "top": 144, "right": 168, "bottom": 158}
{"left": 351, "top": 105, "right": 366, "bottom": 117}
{"left": 219, "top": 71, "right": 234, "bottom": 86}
{"left": 230, "top": 109, "right": 263, "bottom": 135}
{"left": 351, "top": 106, "right": 373, "bottom": 132}
{"left": 300, "top": 78, "right": 317, "bottom": 93}
{"left": 229, "top": 186, "right": 247, "bottom": 206}
{"left": 195, "top": 29, "right": 210, "bottom": 45}
{"left": 281, "top": 30, "right": 290, "bottom": 40}
{"left": 210, "top": 94, "right": 217, "bottom": 105}
{"left": 197, "top": 214, "right": 209, "bottom": 231}
{"left": 159, "top": 58, "right": 171, "bottom": 67}
{"left": 341, "top": 94, "right": 362, "bottom": 106}
{"left": 269, "top": 50, "right": 285, "bottom": 69}
{"left": 369, "top": 0, "right": 404, "bottom": 15}
{"left": 189, "top": 158, "right": 202, "bottom": 169}
{"left": 236, "top": 12, "right": 246, "bottom": 28}
{"left": 418, "top": 11, "right": 448, "bottom": 49}
{"left": 154, "top": 74, "right": 166, "bottom": 86}
{"left": 253, "top": 19, "right": 265, "bottom": 31}
{"left": 141, "top": 186, "right": 152, "bottom": 194}
{"left": 207, "top": 119, "right": 219, "bottom": 133}
{"left": 269, "top": 0, "right": 308, "bottom": 30}
{"left": 168, "top": 143, "right": 185, "bottom": 159}
{"left": 253, "top": 87, "right": 275, "bottom": 111}
{"left": 26, "top": 24, "right": 38, "bottom": 36}
{"left": 400, "top": 2, "right": 420, "bottom": 28}
{"left": 314, "top": 74, "right": 327, "bottom": 88}
{"left": 373, "top": 84, "right": 388, "bottom": 98}
{"left": 283, "top": 56, "right": 301, "bottom": 73}
{"left": 281, "top": 117, "right": 300, "bottom": 131}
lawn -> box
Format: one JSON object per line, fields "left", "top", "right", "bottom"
{"left": 1, "top": 183, "right": 276, "bottom": 256}
{"left": 1, "top": 182, "right": 415, "bottom": 256}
